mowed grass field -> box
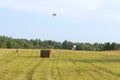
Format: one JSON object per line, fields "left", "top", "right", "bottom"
{"left": 0, "top": 49, "right": 120, "bottom": 80}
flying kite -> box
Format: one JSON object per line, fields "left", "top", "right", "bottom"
{"left": 52, "top": 13, "right": 57, "bottom": 18}
{"left": 52, "top": 13, "right": 57, "bottom": 16}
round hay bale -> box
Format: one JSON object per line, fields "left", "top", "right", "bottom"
{"left": 40, "top": 49, "right": 51, "bottom": 58}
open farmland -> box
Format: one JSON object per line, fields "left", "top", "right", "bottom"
{"left": 0, "top": 49, "right": 120, "bottom": 80}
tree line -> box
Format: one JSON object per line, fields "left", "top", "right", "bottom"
{"left": 0, "top": 35, "right": 120, "bottom": 51}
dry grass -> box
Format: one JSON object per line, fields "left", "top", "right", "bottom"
{"left": 0, "top": 49, "right": 120, "bottom": 80}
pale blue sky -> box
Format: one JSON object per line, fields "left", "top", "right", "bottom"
{"left": 0, "top": 0, "right": 120, "bottom": 43}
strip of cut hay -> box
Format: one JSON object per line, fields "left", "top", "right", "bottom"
{"left": 40, "top": 49, "right": 51, "bottom": 58}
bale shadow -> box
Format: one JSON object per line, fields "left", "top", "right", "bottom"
{"left": 18, "top": 56, "right": 52, "bottom": 59}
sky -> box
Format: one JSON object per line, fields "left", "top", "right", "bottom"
{"left": 0, "top": 0, "right": 120, "bottom": 43}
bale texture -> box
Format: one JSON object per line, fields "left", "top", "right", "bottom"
{"left": 40, "top": 50, "right": 51, "bottom": 58}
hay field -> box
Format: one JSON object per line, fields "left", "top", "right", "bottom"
{"left": 0, "top": 49, "right": 120, "bottom": 80}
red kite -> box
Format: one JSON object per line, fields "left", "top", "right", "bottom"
{"left": 52, "top": 13, "right": 57, "bottom": 16}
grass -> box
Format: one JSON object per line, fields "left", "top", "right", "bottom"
{"left": 0, "top": 49, "right": 120, "bottom": 80}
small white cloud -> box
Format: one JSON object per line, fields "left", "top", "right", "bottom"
{"left": 0, "top": 0, "right": 104, "bottom": 15}
{"left": 61, "top": 0, "right": 104, "bottom": 10}
{"left": 111, "top": 14, "right": 120, "bottom": 22}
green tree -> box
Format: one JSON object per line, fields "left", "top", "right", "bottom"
{"left": 103, "top": 42, "right": 111, "bottom": 50}
{"left": 62, "top": 40, "right": 73, "bottom": 49}
{"left": 111, "top": 42, "right": 119, "bottom": 50}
